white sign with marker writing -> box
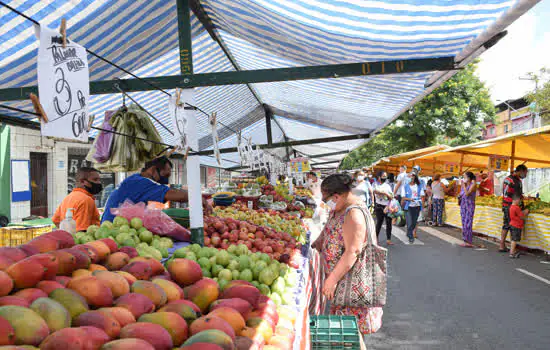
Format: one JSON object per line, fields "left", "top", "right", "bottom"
{"left": 37, "top": 25, "right": 89, "bottom": 141}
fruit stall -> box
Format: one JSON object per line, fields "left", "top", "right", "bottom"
{"left": 408, "top": 127, "right": 550, "bottom": 253}
{"left": 0, "top": 200, "right": 316, "bottom": 349}
{"left": 445, "top": 196, "right": 550, "bottom": 253}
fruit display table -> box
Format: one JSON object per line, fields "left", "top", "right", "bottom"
{"left": 168, "top": 236, "right": 313, "bottom": 350}
{"left": 445, "top": 202, "right": 550, "bottom": 253}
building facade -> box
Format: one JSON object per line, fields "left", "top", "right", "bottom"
{"left": 483, "top": 97, "right": 534, "bottom": 139}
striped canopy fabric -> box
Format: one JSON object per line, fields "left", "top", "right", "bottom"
{"left": 0, "top": 0, "right": 537, "bottom": 168}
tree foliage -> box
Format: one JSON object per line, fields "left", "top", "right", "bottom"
{"left": 341, "top": 62, "right": 495, "bottom": 170}
{"left": 526, "top": 67, "right": 550, "bottom": 118}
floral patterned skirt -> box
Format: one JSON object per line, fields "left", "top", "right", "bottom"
{"left": 331, "top": 304, "right": 383, "bottom": 335}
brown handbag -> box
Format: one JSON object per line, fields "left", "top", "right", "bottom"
{"left": 332, "top": 206, "right": 388, "bottom": 308}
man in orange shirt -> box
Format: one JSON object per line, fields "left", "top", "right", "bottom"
{"left": 52, "top": 167, "right": 102, "bottom": 232}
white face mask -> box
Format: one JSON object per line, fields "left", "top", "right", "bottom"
{"left": 326, "top": 199, "right": 337, "bottom": 211}
{"left": 357, "top": 176, "right": 365, "bottom": 181}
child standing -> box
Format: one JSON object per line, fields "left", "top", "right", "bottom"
{"left": 509, "top": 194, "right": 529, "bottom": 259}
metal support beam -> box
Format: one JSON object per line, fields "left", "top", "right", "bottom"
{"left": 191, "top": 132, "right": 370, "bottom": 156}
{"left": 311, "top": 160, "right": 341, "bottom": 166}
{"left": 264, "top": 104, "right": 273, "bottom": 145}
{"left": 0, "top": 57, "right": 455, "bottom": 101}
{"left": 177, "top": 0, "right": 193, "bottom": 74}
{"left": 303, "top": 150, "right": 350, "bottom": 159}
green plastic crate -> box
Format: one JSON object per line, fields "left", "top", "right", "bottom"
{"left": 163, "top": 208, "right": 190, "bottom": 228}
{"left": 310, "top": 315, "right": 361, "bottom": 349}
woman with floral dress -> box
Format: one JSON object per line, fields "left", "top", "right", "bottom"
{"left": 312, "top": 173, "right": 384, "bottom": 337}
{"left": 459, "top": 171, "right": 477, "bottom": 247}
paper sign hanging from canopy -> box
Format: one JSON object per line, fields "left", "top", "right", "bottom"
{"left": 289, "top": 157, "right": 311, "bottom": 173}
{"left": 488, "top": 155, "right": 510, "bottom": 171}
{"left": 36, "top": 21, "right": 90, "bottom": 141}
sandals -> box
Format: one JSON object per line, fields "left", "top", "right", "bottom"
{"left": 460, "top": 242, "right": 474, "bottom": 248}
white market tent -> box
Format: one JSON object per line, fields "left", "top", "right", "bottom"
{"left": 0, "top": 0, "right": 541, "bottom": 170}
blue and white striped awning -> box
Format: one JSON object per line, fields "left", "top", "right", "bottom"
{"left": 0, "top": 0, "right": 539, "bottom": 168}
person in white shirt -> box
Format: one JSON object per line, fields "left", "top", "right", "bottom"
{"left": 394, "top": 165, "right": 408, "bottom": 202}
{"left": 352, "top": 171, "right": 374, "bottom": 208}
{"left": 373, "top": 171, "right": 394, "bottom": 245}
{"left": 431, "top": 174, "right": 448, "bottom": 226}
{"left": 402, "top": 172, "right": 425, "bottom": 244}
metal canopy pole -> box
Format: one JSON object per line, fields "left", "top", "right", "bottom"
{"left": 0, "top": 57, "right": 456, "bottom": 102}
{"left": 177, "top": 0, "right": 203, "bottom": 245}
{"left": 264, "top": 105, "right": 273, "bottom": 145}
{"left": 192, "top": 132, "right": 371, "bottom": 156}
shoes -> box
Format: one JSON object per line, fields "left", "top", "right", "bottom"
{"left": 499, "top": 248, "right": 510, "bottom": 253}
{"left": 509, "top": 252, "right": 520, "bottom": 259}
{"left": 387, "top": 240, "right": 394, "bottom": 246}
{"left": 408, "top": 239, "right": 415, "bottom": 244}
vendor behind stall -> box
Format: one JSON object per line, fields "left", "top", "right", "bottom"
{"left": 102, "top": 156, "right": 210, "bottom": 223}
{"left": 52, "top": 167, "right": 102, "bottom": 232}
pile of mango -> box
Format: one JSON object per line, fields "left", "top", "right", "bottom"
{"left": 0, "top": 230, "right": 298, "bottom": 349}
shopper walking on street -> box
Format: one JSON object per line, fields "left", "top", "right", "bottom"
{"left": 499, "top": 165, "right": 528, "bottom": 252}
{"left": 394, "top": 165, "right": 408, "bottom": 203}
{"left": 402, "top": 172, "right": 424, "bottom": 244}
{"left": 431, "top": 174, "right": 448, "bottom": 226}
{"left": 352, "top": 170, "right": 374, "bottom": 209}
{"left": 373, "top": 172, "right": 394, "bottom": 245}
{"left": 313, "top": 173, "right": 383, "bottom": 338}
{"left": 459, "top": 172, "right": 477, "bottom": 247}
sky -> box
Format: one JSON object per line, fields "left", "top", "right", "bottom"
{"left": 476, "top": 0, "right": 550, "bottom": 103}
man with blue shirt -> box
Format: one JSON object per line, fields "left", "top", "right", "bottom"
{"left": 102, "top": 157, "right": 210, "bottom": 223}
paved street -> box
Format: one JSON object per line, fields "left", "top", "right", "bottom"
{"left": 364, "top": 224, "right": 550, "bottom": 350}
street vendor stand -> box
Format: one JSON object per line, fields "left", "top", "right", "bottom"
{"left": 411, "top": 126, "right": 550, "bottom": 253}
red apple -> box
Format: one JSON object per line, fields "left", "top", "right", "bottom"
{"left": 262, "top": 246, "right": 273, "bottom": 254}
{"left": 204, "top": 237, "right": 211, "bottom": 246}
{"left": 211, "top": 236, "right": 221, "bottom": 247}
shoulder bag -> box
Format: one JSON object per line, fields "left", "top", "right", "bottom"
{"left": 332, "top": 205, "right": 388, "bottom": 308}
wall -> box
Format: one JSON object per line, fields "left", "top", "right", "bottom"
{"left": 0, "top": 125, "right": 10, "bottom": 222}
{"left": 8, "top": 125, "right": 92, "bottom": 223}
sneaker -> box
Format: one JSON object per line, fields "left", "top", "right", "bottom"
{"left": 509, "top": 252, "right": 520, "bottom": 259}
{"left": 408, "top": 239, "right": 415, "bottom": 244}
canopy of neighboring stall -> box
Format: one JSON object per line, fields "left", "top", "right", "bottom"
{"left": 410, "top": 126, "right": 550, "bottom": 173}
{"left": 0, "top": 0, "right": 540, "bottom": 169}
{"left": 369, "top": 145, "right": 450, "bottom": 176}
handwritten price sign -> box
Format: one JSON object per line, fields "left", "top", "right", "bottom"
{"left": 37, "top": 26, "right": 89, "bottom": 141}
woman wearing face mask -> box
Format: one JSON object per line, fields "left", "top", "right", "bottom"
{"left": 352, "top": 171, "right": 374, "bottom": 209}
{"left": 312, "top": 174, "right": 384, "bottom": 338}
{"left": 373, "top": 172, "right": 394, "bottom": 245}
{"left": 459, "top": 172, "right": 477, "bottom": 247}
{"left": 402, "top": 172, "right": 425, "bottom": 244}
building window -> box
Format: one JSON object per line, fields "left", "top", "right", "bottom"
{"left": 490, "top": 127, "right": 495, "bottom": 136}
{"left": 504, "top": 125, "right": 509, "bottom": 133}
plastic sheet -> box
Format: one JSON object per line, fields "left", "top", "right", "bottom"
{"left": 111, "top": 200, "right": 191, "bottom": 242}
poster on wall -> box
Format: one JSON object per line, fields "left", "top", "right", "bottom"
{"left": 11, "top": 160, "right": 31, "bottom": 202}
{"left": 488, "top": 155, "right": 510, "bottom": 171}
{"left": 37, "top": 25, "right": 90, "bottom": 141}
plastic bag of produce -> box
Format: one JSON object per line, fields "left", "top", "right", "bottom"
{"left": 93, "top": 110, "right": 116, "bottom": 163}
{"left": 111, "top": 200, "right": 191, "bottom": 242}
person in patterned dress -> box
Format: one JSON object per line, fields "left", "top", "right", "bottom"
{"left": 312, "top": 173, "right": 384, "bottom": 338}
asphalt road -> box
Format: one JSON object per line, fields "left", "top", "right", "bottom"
{"left": 363, "top": 224, "right": 550, "bottom": 350}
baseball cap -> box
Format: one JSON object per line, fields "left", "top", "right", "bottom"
{"left": 412, "top": 165, "right": 421, "bottom": 174}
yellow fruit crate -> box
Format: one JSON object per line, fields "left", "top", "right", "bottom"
{"left": 0, "top": 225, "right": 53, "bottom": 247}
